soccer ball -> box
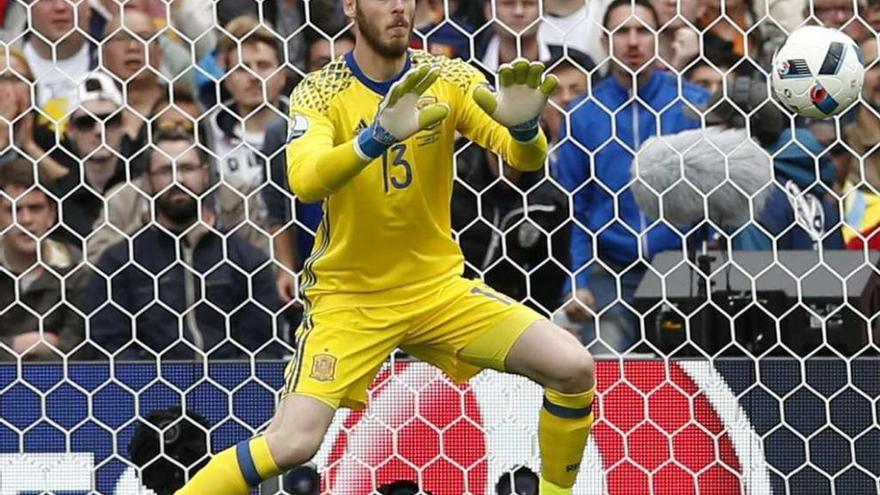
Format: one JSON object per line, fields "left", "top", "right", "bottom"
{"left": 770, "top": 25, "right": 864, "bottom": 119}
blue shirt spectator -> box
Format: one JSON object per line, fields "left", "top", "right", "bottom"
{"left": 734, "top": 128, "right": 845, "bottom": 250}
{"left": 554, "top": 0, "right": 709, "bottom": 352}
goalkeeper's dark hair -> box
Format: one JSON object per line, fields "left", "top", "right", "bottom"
{"left": 601, "top": 0, "right": 660, "bottom": 30}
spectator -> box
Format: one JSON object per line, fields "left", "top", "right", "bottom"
{"left": 651, "top": 0, "right": 704, "bottom": 70}
{"left": 22, "top": 0, "right": 97, "bottom": 123}
{"left": 679, "top": 72, "right": 842, "bottom": 251}
{"left": 733, "top": 127, "right": 845, "bottom": 250}
{"left": 452, "top": 141, "right": 571, "bottom": 316}
{"left": 89, "top": 0, "right": 155, "bottom": 40}
{"left": 844, "top": 36, "right": 880, "bottom": 191}
{"left": 442, "top": 0, "right": 488, "bottom": 29}
{"left": 0, "top": 159, "right": 84, "bottom": 361}
{"left": 0, "top": 1, "right": 28, "bottom": 44}
{"left": 685, "top": 60, "right": 725, "bottom": 96}
{"left": 102, "top": 8, "right": 171, "bottom": 169}
{"left": 767, "top": 0, "right": 807, "bottom": 35}
{"left": 539, "top": 0, "right": 610, "bottom": 71}
{"left": 88, "top": 131, "right": 283, "bottom": 360}
{"left": 214, "top": 0, "right": 345, "bottom": 68}
{"left": 478, "top": 0, "right": 594, "bottom": 74}
{"left": 90, "top": 0, "right": 198, "bottom": 80}
{"left": 556, "top": 0, "right": 709, "bottom": 352}
{"left": 166, "top": 0, "right": 220, "bottom": 65}
{"left": 0, "top": 47, "right": 67, "bottom": 180}
{"left": 153, "top": 84, "right": 209, "bottom": 141}
{"left": 53, "top": 72, "right": 127, "bottom": 241}
{"left": 758, "top": 1, "right": 798, "bottom": 62}
{"left": 698, "top": 0, "right": 775, "bottom": 66}
{"left": 865, "top": 0, "right": 880, "bottom": 30}
{"left": 810, "top": 118, "right": 870, "bottom": 252}
{"left": 209, "top": 15, "right": 289, "bottom": 254}
{"left": 808, "top": 0, "right": 870, "bottom": 43}
{"left": 412, "top": 0, "right": 476, "bottom": 59}
{"left": 684, "top": 48, "right": 742, "bottom": 95}
{"left": 810, "top": 120, "right": 852, "bottom": 195}
{"left": 86, "top": 84, "right": 211, "bottom": 263}
{"left": 839, "top": 36, "right": 880, "bottom": 250}
{"left": 262, "top": 31, "right": 350, "bottom": 309}
{"left": 190, "top": 0, "right": 344, "bottom": 107}
{"left": 304, "top": 30, "right": 355, "bottom": 73}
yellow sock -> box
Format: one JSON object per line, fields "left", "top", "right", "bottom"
{"left": 175, "top": 436, "right": 283, "bottom": 495}
{"left": 539, "top": 477, "right": 573, "bottom": 495}
{"left": 538, "top": 386, "right": 595, "bottom": 492}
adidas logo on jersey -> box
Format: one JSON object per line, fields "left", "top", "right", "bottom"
{"left": 354, "top": 119, "right": 369, "bottom": 134}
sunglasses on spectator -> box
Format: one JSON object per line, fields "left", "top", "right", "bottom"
{"left": 70, "top": 112, "right": 123, "bottom": 131}
{"left": 154, "top": 119, "right": 195, "bottom": 135}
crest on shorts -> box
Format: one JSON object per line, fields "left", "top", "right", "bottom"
{"left": 310, "top": 353, "right": 337, "bottom": 382}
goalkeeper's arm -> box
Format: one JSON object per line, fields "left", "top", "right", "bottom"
{"left": 288, "top": 65, "right": 449, "bottom": 203}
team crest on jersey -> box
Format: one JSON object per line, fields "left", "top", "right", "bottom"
{"left": 287, "top": 114, "right": 310, "bottom": 143}
{"left": 310, "top": 353, "right": 337, "bottom": 382}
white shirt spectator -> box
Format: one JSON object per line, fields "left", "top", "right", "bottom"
{"left": 481, "top": 34, "right": 552, "bottom": 73}
{"left": 23, "top": 40, "right": 90, "bottom": 113}
{"left": 207, "top": 107, "right": 268, "bottom": 200}
{"left": 204, "top": 97, "right": 289, "bottom": 253}
{"left": 539, "top": 1, "right": 612, "bottom": 70}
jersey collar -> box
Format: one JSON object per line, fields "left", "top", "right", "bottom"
{"left": 344, "top": 50, "right": 413, "bottom": 96}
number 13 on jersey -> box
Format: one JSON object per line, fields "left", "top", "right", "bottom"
{"left": 382, "top": 143, "right": 412, "bottom": 192}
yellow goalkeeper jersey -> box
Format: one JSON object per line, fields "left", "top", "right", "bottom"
{"left": 286, "top": 50, "right": 547, "bottom": 306}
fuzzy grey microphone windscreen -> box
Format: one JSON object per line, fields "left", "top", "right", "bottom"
{"left": 631, "top": 127, "right": 773, "bottom": 228}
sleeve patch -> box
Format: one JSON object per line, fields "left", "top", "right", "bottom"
{"left": 287, "top": 114, "right": 310, "bottom": 143}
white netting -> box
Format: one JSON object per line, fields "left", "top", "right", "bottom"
{"left": 0, "top": 0, "right": 878, "bottom": 493}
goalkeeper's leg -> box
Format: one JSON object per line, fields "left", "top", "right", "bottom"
{"left": 175, "top": 394, "right": 335, "bottom": 495}
{"left": 504, "top": 320, "right": 596, "bottom": 495}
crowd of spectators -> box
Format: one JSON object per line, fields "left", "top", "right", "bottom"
{"left": 2, "top": 0, "right": 880, "bottom": 361}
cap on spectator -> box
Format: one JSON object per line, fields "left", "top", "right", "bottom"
{"left": 77, "top": 72, "right": 123, "bottom": 108}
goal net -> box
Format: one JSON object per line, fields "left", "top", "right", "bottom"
{"left": 0, "top": 0, "right": 878, "bottom": 494}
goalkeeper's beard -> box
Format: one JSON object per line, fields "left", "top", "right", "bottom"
{"left": 355, "top": 6, "right": 412, "bottom": 59}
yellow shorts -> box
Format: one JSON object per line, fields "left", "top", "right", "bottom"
{"left": 282, "top": 277, "right": 543, "bottom": 410}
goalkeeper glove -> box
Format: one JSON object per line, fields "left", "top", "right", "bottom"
{"left": 355, "top": 64, "right": 450, "bottom": 160}
{"left": 473, "top": 58, "right": 559, "bottom": 142}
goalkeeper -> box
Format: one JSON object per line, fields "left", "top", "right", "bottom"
{"left": 176, "top": 1, "right": 595, "bottom": 494}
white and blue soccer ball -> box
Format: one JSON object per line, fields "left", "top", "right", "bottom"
{"left": 771, "top": 25, "right": 865, "bottom": 119}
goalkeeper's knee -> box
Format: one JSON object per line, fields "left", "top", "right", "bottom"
{"left": 263, "top": 430, "right": 323, "bottom": 471}
{"left": 545, "top": 347, "right": 595, "bottom": 394}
